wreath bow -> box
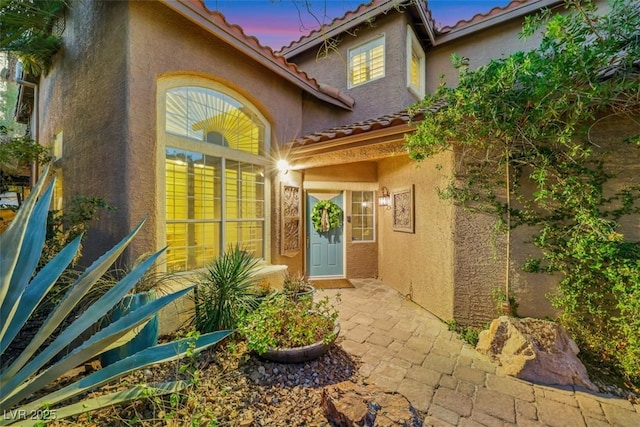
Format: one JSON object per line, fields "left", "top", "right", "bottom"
{"left": 320, "top": 208, "right": 330, "bottom": 232}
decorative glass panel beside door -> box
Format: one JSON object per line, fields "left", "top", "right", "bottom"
{"left": 351, "top": 191, "right": 375, "bottom": 242}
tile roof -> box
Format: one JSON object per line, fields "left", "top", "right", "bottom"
{"left": 292, "top": 101, "right": 446, "bottom": 147}
{"left": 436, "top": 0, "right": 530, "bottom": 33}
{"left": 433, "top": 0, "right": 563, "bottom": 43}
{"left": 280, "top": 0, "right": 410, "bottom": 56}
{"left": 280, "top": 0, "right": 562, "bottom": 54}
{"left": 160, "top": 0, "right": 354, "bottom": 109}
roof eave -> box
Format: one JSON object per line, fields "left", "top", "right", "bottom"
{"left": 159, "top": 0, "right": 352, "bottom": 110}
{"left": 290, "top": 122, "right": 414, "bottom": 159}
{"left": 433, "top": 0, "right": 563, "bottom": 46}
{"left": 282, "top": 0, "right": 432, "bottom": 59}
{"left": 414, "top": 2, "right": 437, "bottom": 46}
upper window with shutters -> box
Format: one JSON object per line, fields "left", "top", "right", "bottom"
{"left": 348, "top": 35, "right": 385, "bottom": 88}
{"left": 406, "top": 26, "right": 425, "bottom": 98}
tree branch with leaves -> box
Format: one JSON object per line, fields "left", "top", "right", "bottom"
{"left": 0, "top": 0, "right": 69, "bottom": 75}
{"left": 406, "top": 0, "right": 640, "bottom": 384}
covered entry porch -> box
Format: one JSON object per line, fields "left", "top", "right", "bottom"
{"left": 277, "top": 110, "right": 458, "bottom": 323}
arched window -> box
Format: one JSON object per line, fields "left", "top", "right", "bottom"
{"left": 161, "top": 82, "right": 269, "bottom": 272}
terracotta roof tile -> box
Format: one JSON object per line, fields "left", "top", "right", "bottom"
{"left": 436, "top": 0, "right": 530, "bottom": 33}
{"left": 281, "top": 0, "right": 380, "bottom": 53}
{"left": 280, "top": 0, "right": 426, "bottom": 56}
{"left": 280, "top": 0, "right": 556, "bottom": 53}
{"left": 292, "top": 101, "right": 446, "bottom": 147}
{"left": 168, "top": 0, "right": 354, "bottom": 109}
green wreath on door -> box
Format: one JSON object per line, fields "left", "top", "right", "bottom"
{"left": 311, "top": 200, "right": 343, "bottom": 233}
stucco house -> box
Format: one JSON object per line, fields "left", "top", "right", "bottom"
{"left": 13, "top": 0, "right": 638, "bottom": 328}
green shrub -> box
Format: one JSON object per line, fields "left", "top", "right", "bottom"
{"left": 547, "top": 230, "right": 640, "bottom": 383}
{"left": 238, "top": 294, "right": 339, "bottom": 355}
{"left": 0, "top": 0, "right": 69, "bottom": 75}
{"left": 446, "top": 320, "right": 481, "bottom": 347}
{"left": 191, "top": 244, "right": 261, "bottom": 333}
{"left": 406, "top": 0, "right": 640, "bottom": 383}
{"left": 42, "top": 195, "right": 117, "bottom": 266}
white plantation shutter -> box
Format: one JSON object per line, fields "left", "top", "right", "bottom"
{"left": 349, "top": 35, "right": 385, "bottom": 87}
{"left": 406, "top": 26, "right": 425, "bottom": 98}
{"left": 163, "top": 85, "right": 268, "bottom": 271}
{"left": 410, "top": 51, "right": 421, "bottom": 88}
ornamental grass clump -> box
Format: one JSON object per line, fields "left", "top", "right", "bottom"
{"left": 282, "top": 271, "right": 314, "bottom": 294}
{"left": 191, "top": 245, "right": 261, "bottom": 333}
{"left": 237, "top": 294, "right": 340, "bottom": 355}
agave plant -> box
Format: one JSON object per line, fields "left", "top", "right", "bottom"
{"left": 0, "top": 169, "right": 232, "bottom": 424}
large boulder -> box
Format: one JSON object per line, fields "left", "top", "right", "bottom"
{"left": 322, "top": 381, "right": 422, "bottom": 427}
{"left": 477, "top": 316, "right": 597, "bottom": 391}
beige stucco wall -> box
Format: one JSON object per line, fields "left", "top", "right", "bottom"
{"left": 40, "top": 0, "right": 331, "bottom": 267}
{"left": 452, "top": 209, "right": 507, "bottom": 326}
{"left": 292, "top": 12, "right": 422, "bottom": 134}
{"left": 425, "top": 18, "right": 542, "bottom": 92}
{"left": 377, "top": 153, "right": 456, "bottom": 321}
{"left": 39, "top": 0, "right": 130, "bottom": 264}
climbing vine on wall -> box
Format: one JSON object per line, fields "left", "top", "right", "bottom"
{"left": 405, "top": 0, "right": 640, "bottom": 383}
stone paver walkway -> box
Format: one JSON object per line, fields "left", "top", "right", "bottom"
{"left": 320, "top": 279, "right": 640, "bottom": 426}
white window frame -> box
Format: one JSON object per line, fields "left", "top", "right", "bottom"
{"left": 406, "top": 25, "right": 425, "bottom": 98}
{"left": 351, "top": 190, "right": 376, "bottom": 243}
{"left": 53, "top": 131, "right": 63, "bottom": 161}
{"left": 348, "top": 34, "right": 386, "bottom": 89}
{"left": 157, "top": 77, "right": 272, "bottom": 272}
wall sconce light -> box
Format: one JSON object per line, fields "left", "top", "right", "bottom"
{"left": 276, "top": 159, "right": 290, "bottom": 174}
{"left": 378, "top": 186, "right": 391, "bottom": 209}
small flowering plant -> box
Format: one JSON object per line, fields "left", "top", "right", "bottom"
{"left": 237, "top": 294, "right": 340, "bottom": 355}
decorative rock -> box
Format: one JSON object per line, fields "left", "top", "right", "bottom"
{"left": 238, "top": 410, "right": 254, "bottom": 427}
{"left": 476, "top": 316, "right": 597, "bottom": 390}
{"left": 322, "top": 381, "right": 423, "bottom": 426}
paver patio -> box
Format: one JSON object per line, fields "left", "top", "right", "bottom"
{"left": 320, "top": 279, "right": 640, "bottom": 426}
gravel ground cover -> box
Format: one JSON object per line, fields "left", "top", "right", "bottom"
{"left": 47, "top": 337, "right": 363, "bottom": 426}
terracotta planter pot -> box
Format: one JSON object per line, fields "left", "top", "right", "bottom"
{"left": 284, "top": 284, "right": 315, "bottom": 307}
{"left": 260, "top": 321, "right": 340, "bottom": 363}
{"left": 254, "top": 289, "right": 279, "bottom": 306}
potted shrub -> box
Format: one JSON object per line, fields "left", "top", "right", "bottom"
{"left": 101, "top": 254, "right": 176, "bottom": 367}
{"left": 282, "top": 271, "right": 315, "bottom": 304}
{"left": 251, "top": 278, "right": 277, "bottom": 305}
{"left": 238, "top": 294, "right": 340, "bottom": 363}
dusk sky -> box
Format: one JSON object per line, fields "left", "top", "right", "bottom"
{"left": 203, "top": 0, "right": 512, "bottom": 49}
